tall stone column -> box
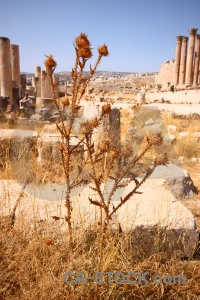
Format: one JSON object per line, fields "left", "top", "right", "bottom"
{"left": 41, "top": 66, "right": 52, "bottom": 98}
{"left": 10, "top": 44, "right": 20, "bottom": 105}
{"left": 174, "top": 36, "right": 182, "bottom": 85}
{"left": 41, "top": 70, "right": 47, "bottom": 98}
{"left": 33, "top": 66, "right": 41, "bottom": 97}
{"left": 53, "top": 75, "right": 59, "bottom": 98}
{"left": 35, "top": 66, "right": 41, "bottom": 78}
{"left": 193, "top": 34, "right": 200, "bottom": 85}
{"left": 185, "top": 28, "right": 198, "bottom": 85}
{"left": 179, "top": 36, "right": 188, "bottom": 85}
{"left": 0, "top": 37, "right": 13, "bottom": 103}
{"left": 10, "top": 44, "right": 20, "bottom": 88}
{"left": 20, "top": 74, "right": 26, "bottom": 98}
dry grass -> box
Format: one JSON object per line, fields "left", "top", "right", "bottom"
{"left": 0, "top": 216, "right": 200, "bottom": 300}
{"left": 0, "top": 112, "right": 200, "bottom": 299}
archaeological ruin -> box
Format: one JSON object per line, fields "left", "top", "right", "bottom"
{"left": 155, "top": 28, "right": 200, "bottom": 89}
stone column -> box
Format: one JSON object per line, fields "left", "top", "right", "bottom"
{"left": 10, "top": 44, "right": 20, "bottom": 89}
{"left": 35, "top": 66, "right": 41, "bottom": 78}
{"left": 185, "top": 28, "right": 198, "bottom": 85}
{"left": 53, "top": 75, "right": 59, "bottom": 98}
{"left": 41, "top": 70, "right": 47, "bottom": 98}
{"left": 109, "top": 108, "right": 121, "bottom": 152}
{"left": 20, "top": 74, "right": 26, "bottom": 98}
{"left": 41, "top": 67, "right": 52, "bottom": 98}
{"left": 0, "top": 37, "right": 13, "bottom": 103}
{"left": 193, "top": 34, "right": 200, "bottom": 85}
{"left": 179, "top": 36, "right": 188, "bottom": 85}
{"left": 174, "top": 36, "right": 182, "bottom": 85}
{"left": 10, "top": 44, "right": 20, "bottom": 106}
{"left": 32, "top": 66, "right": 41, "bottom": 97}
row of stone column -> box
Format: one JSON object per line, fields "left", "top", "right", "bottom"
{"left": 0, "top": 37, "right": 24, "bottom": 105}
{"left": 174, "top": 28, "right": 200, "bottom": 86}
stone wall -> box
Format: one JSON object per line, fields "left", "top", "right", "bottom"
{"left": 146, "top": 88, "right": 200, "bottom": 104}
{"left": 155, "top": 60, "right": 175, "bottom": 89}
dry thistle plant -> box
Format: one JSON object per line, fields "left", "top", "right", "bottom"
{"left": 45, "top": 33, "right": 168, "bottom": 271}
{"left": 45, "top": 33, "right": 109, "bottom": 251}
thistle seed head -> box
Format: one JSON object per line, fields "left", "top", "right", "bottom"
{"left": 44, "top": 54, "right": 57, "bottom": 68}
{"left": 99, "top": 139, "right": 110, "bottom": 152}
{"left": 88, "top": 117, "right": 99, "bottom": 128}
{"left": 80, "top": 121, "right": 92, "bottom": 135}
{"left": 58, "top": 143, "right": 64, "bottom": 152}
{"left": 75, "top": 33, "right": 91, "bottom": 48}
{"left": 102, "top": 103, "right": 111, "bottom": 114}
{"left": 45, "top": 238, "right": 54, "bottom": 246}
{"left": 155, "top": 153, "right": 168, "bottom": 165}
{"left": 78, "top": 46, "right": 92, "bottom": 59}
{"left": 109, "top": 149, "right": 119, "bottom": 159}
{"left": 98, "top": 44, "right": 109, "bottom": 57}
{"left": 146, "top": 130, "right": 163, "bottom": 146}
{"left": 61, "top": 97, "right": 70, "bottom": 106}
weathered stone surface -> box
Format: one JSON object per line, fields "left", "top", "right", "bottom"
{"left": 0, "top": 178, "right": 198, "bottom": 259}
{"left": 136, "top": 92, "right": 145, "bottom": 104}
{"left": 178, "top": 132, "right": 189, "bottom": 140}
{"left": 149, "top": 163, "right": 197, "bottom": 197}
{"left": 191, "top": 132, "right": 200, "bottom": 142}
{"left": 127, "top": 126, "right": 137, "bottom": 134}
{"left": 40, "top": 124, "right": 58, "bottom": 134}
{"left": 37, "top": 133, "right": 81, "bottom": 165}
{"left": 167, "top": 124, "right": 177, "bottom": 134}
{"left": 0, "top": 129, "right": 38, "bottom": 140}
{"left": 145, "top": 118, "right": 155, "bottom": 126}
{"left": 163, "top": 133, "right": 176, "bottom": 143}
{"left": 30, "top": 107, "right": 51, "bottom": 121}
{"left": 141, "top": 123, "right": 162, "bottom": 134}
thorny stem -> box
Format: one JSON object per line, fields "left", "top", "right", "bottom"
{"left": 48, "top": 67, "right": 73, "bottom": 251}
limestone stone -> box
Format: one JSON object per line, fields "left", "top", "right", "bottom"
{"left": 178, "top": 132, "right": 189, "bottom": 140}
{"left": 136, "top": 92, "right": 145, "bottom": 104}
{"left": 141, "top": 123, "right": 162, "bottom": 134}
{"left": 163, "top": 133, "right": 176, "bottom": 143}
{"left": 167, "top": 124, "right": 177, "bottom": 134}
{"left": 127, "top": 126, "right": 137, "bottom": 134}
{"left": 191, "top": 132, "right": 200, "bottom": 142}
{"left": 145, "top": 118, "right": 155, "bottom": 126}
{"left": 0, "top": 129, "right": 38, "bottom": 140}
{"left": 149, "top": 163, "right": 197, "bottom": 197}
{"left": 37, "top": 133, "right": 80, "bottom": 165}
{"left": 30, "top": 107, "right": 51, "bottom": 121}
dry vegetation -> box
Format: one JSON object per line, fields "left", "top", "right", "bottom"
{"left": 1, "top": 219, "right": 200, "bottom": 300}
{"left": 0, "top": 33, "right": 200, "bottom": 299}
{"left": 1, "top": 109, "right": 200, "bottom": 300}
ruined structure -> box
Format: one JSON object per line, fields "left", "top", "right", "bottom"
{"left": 30, "top": 65, "right": 59, "bottom": 99}
{"left": 0, "top": 37, "right": 23, "bottom": 108}
{"left": 155, "top": 28, "right": 200, "bottom": 89}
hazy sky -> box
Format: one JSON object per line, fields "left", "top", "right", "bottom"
{"left": 1, "top": 0, "right": 200, "bottom": 73}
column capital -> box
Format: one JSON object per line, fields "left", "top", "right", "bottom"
{"left": 197, "top": 34, "right": 200, "bottom": 40}
{"left": 176, "top": 36, "right": 182, "bottom": 42}
{"left": 188, "top": 28, "right": 198, "bottom": 36}
{"left": 181, "top": 36, "right": 188, "bottom": 42}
